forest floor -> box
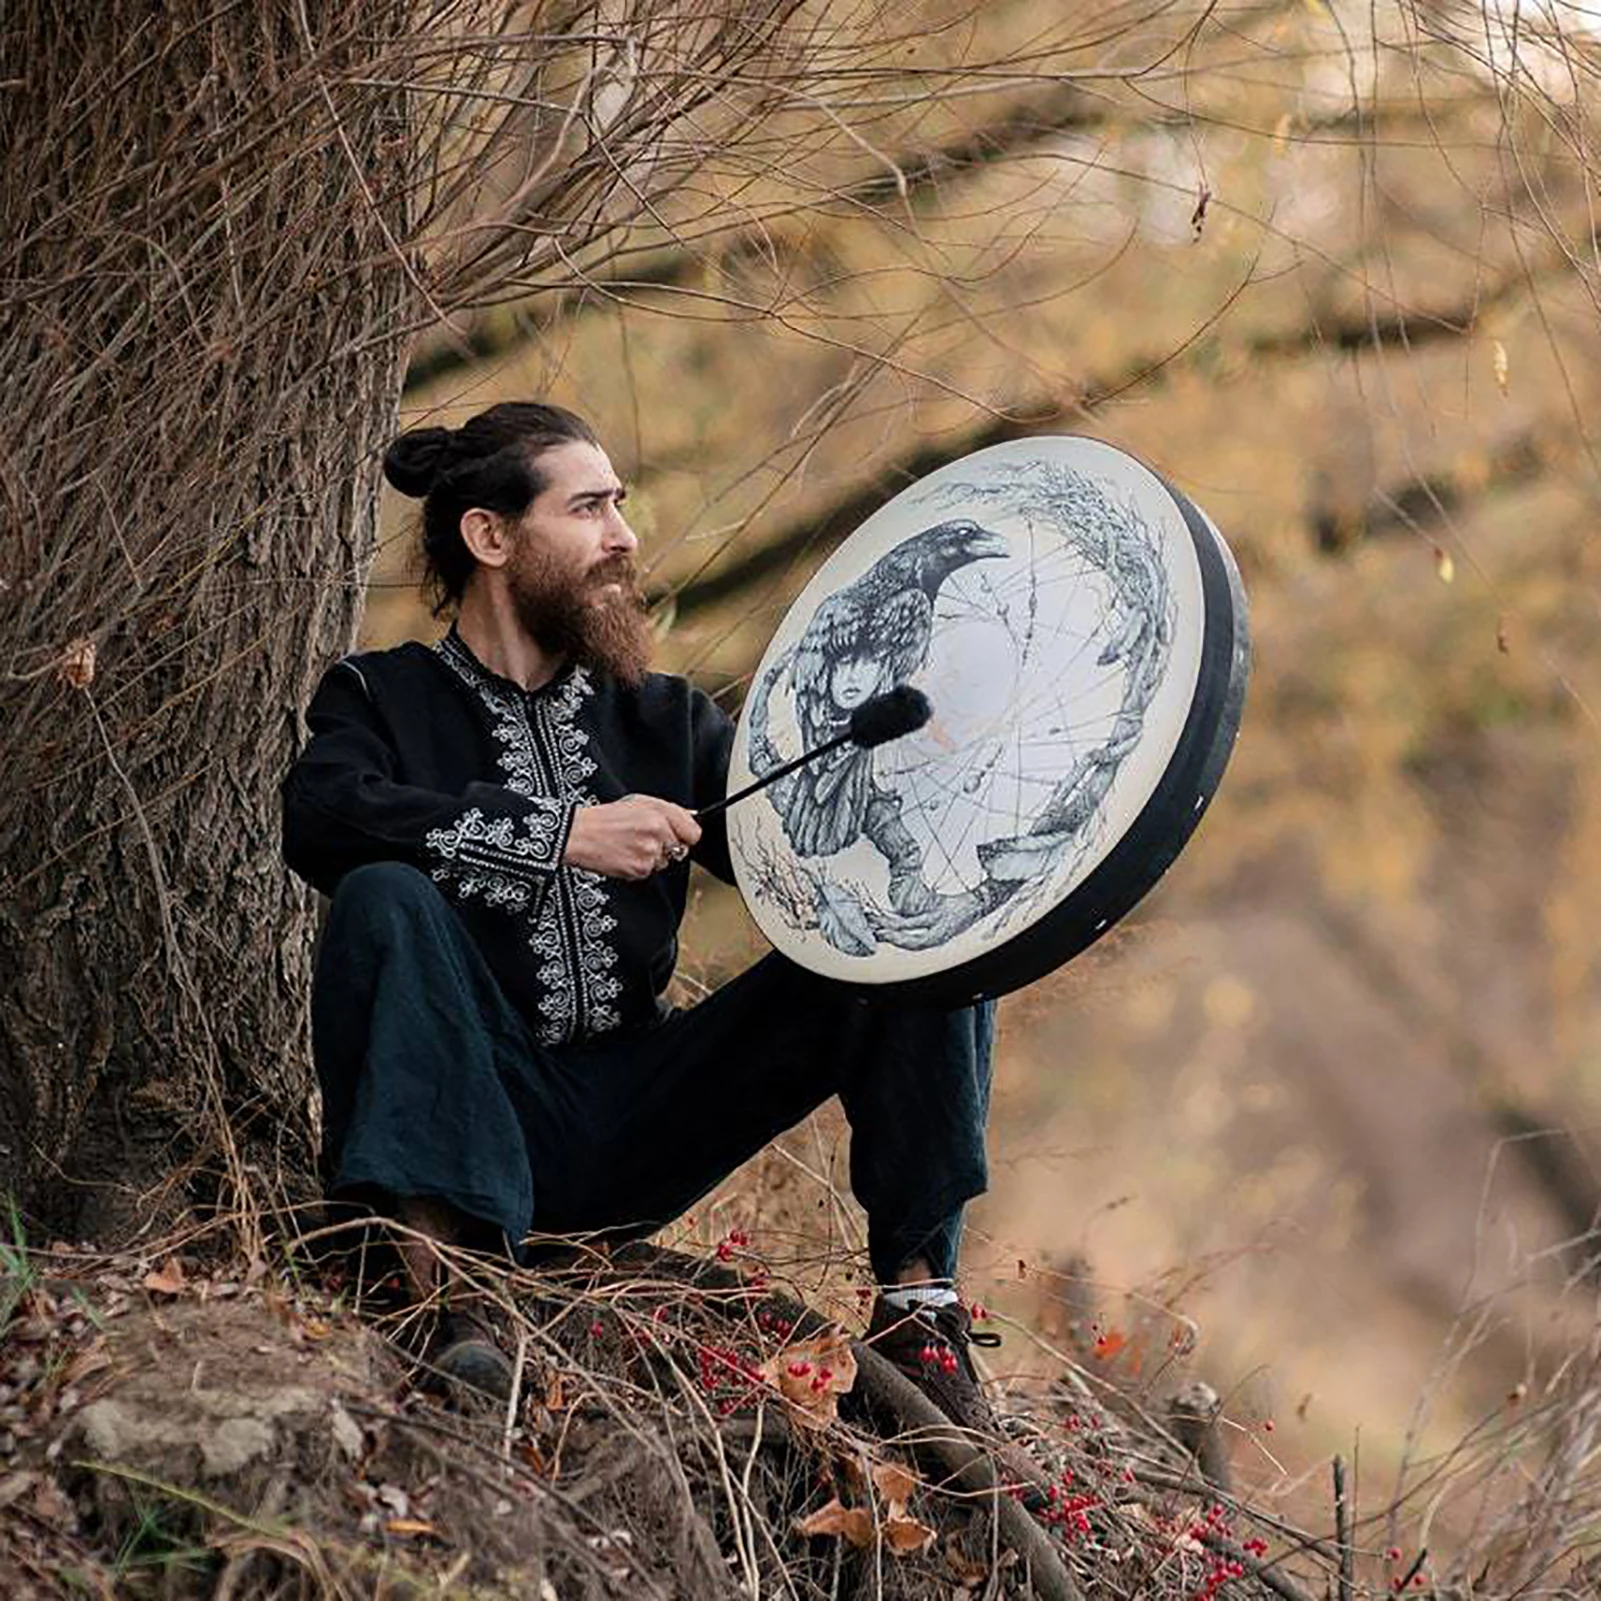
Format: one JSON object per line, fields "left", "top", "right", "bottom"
{"left": 0, "top": 1218, "right": 1591, "bottom": 1600}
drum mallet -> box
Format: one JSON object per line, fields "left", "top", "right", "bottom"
{"left": 697, "top": 686, "right": 931, "bottom": 819}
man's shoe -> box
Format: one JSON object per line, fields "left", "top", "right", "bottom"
{"left": 433, "top": 1310, "right": 515, "bottom": 1403}
{"left": 865, "top": 1295, "right": 1002, "bottom": 1436}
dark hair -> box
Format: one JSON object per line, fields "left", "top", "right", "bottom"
{"left": 382, "top": 402, "right": 600, "bottom": 615}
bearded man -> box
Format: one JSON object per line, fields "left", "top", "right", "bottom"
{"left": 281, "top": 402, "right": 998, "bottom": 1422}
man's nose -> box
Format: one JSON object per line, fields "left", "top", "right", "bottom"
{"left": 604, "top": 504, "right": 638, "bottom": 552}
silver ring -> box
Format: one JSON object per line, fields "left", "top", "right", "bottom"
{"left": 666, "top": 843, "right": 689, "bottom": 863}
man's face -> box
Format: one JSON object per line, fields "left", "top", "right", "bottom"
{"left": 506, "top": 440, "right": 652, "bottom": 685}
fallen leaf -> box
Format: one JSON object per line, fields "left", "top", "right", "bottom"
{"left": 544, "top": 1370, "right": 565, "bottom": 1412}
{"left": 871, "top": 1460, "right": 919, "bottom": 1517}
{"left": 1496, "top": 616, "right": 1511, "bottom": 654}
{"left": 29, "top": 1475, "right": 76, "bottom": 1526}
{"left": 383, "top": 1517, "right": 437, "bottom": 1538}
{"left": 375, "top": 1484, "right": 410, "bottom": 1517}
{"left": 58, "top": 1341, "right": 110, "bottom": 1388}
{"left": 760, "top": 1328, "right": 856, "bottom": 1430}
{"left": 796, "top": 1498, "right": 874, "bottom": 1549}
{"left": 1092, "top": 1330, "right": 1127, "bottom": 1362}
{"left": 1433, "top": 546, "right": 1454, "bottom": 584}
{"left": 141, "top": 1259, "right": 186, "bottom": 1296}
{"left": 884, "top": 1513, "right": 937, "bottom": 1556}
{"left": 57, "top": 638, "right": 95, "bottom": 690}
{"left": 1492, "top": 338, "right": 1509, "bottom": 396}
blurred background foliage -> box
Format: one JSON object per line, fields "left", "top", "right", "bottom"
{"left": 363, "top": 0, "right": 1601, "bottom": 1523}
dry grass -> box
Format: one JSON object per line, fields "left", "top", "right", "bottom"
{"left": 5, "top": 1177, "right": 1601, "bottom": 1600}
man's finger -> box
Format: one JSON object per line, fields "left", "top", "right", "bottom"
{"left": 661, "top": 802, "right": 701, "bottom": 846}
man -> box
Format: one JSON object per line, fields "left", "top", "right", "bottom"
{"left": 281, "top": 401, "right": 999, "bottom": 1423}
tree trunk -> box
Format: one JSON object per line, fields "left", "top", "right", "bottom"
{"left": 0, "top": 3, "right": 415, "bottom": 1239}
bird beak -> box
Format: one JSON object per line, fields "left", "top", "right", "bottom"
{"left": 971, "top": 529, "right": 1009, "bottom": 561}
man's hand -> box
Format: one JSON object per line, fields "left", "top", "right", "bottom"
{"left": 565, "top": 795, "right": 702, "bottom": 880}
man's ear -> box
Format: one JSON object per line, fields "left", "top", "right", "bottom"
{"left": 459, "top": 507, "right": 512, "bottom": 571}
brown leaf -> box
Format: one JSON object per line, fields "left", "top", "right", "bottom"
{"left": 57, "top": 638, "right": 95, "bottom": 690}
{"left": 59, "top": 1339, "right": 110, "bottom": 1387}
{"left": 759, "top": 1328, "right": 856, "bottom": 1430}
{"left": 383, "top": 1517, "right": 438, "bottom": 1538}
{"left": 28, "top": 1476, "right": 76, "bottom": 1526}
{"left": 871, "top": 1460, "right": 919, "bottom": 1518}
{"left": 795, "top": 1498, "right": 874, "bottom": 1549}
{"left": 141, "top": 1258, "right": 186, "bottom": 1296}
{"left": 883, "top": 1514, "right": 937, "bottom": 1557}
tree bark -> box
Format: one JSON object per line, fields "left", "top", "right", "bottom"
{"left": 0, "top": 0, "right": 815, "bottom": 1242}
{"left": 0, "top": 2, "right": 415, "bottom": 1239}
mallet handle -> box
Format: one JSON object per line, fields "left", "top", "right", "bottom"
{"left": 695, "top": 730, "right": 854, "bottom": 820}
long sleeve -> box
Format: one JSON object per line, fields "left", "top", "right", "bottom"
{"left": 688, "top": 686, "right": 737, "bottom": 885}
{"left": 282, "top": 659, "right": 575, "bottom": 914}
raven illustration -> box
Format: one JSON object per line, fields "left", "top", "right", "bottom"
{"left": 769, "top": 518, "right": 1008, "bottom": 860}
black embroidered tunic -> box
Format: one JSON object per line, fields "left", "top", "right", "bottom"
{"left": 281, "top": 629, "right": 736, "bottom": 1045}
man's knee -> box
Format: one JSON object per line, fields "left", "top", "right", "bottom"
{"left": 325, "top": 861, "right": 447, "bottom": 939}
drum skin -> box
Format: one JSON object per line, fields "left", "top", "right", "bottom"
{"left": 726, "top": 437, "right": 1251, "bottom": 1006}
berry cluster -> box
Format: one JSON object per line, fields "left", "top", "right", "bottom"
{"left": 1040, "top": 1475, "right": 1102, "bottom": 1542}
{"left": 783, "top": 1357, "right": 838, "bottom": 1393}
{"left": 1187, "top": 1502, "right": 1233, "bottom": 1543}
{"left": 1186, "top": 1504, "right": 1252, "bottom": 1601}
{"left": 696, "top": 1339, "right": 766, "bottom": 1416}
{"left": 916, "top": 1340, "right": 961, "bottom": 1376}
{"left": 714, "top": 1227, "right": 751, "bottom": 1263}
{"left": 1192, "top": 1555, "right": 1249, "bottom": 1600}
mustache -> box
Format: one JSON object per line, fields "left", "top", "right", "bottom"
{"left": 587, "top": 555, "right": 641, "bottom": 591}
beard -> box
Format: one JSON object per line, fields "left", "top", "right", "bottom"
{"left": 507, "top": 540, "right": 653, "bottom": 688}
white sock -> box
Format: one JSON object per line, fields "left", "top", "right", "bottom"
{"left": 883, "top": 1283, "right": 959, "bottom": 1313}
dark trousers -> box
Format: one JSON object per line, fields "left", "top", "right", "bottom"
{"left": 312, "top": 862, "right": 994, "bottom": 1282}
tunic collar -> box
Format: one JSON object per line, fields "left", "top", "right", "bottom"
{"left": 436, "top": 625, "right": 584, "bottom": 706}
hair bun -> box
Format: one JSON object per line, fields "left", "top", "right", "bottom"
{"left": 382, "top": 426, "right": 455, "bottom": 498}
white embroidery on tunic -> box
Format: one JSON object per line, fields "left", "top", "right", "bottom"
{"left": 422, "top": 805, "right": 564, "bottom": 910}
{"left": 434, "top": 633, "right": 622, "bottom": 1044}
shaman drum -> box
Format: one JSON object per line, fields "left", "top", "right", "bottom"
{"left": 723, "top": 435, "right": 1250, "bottom": 1006}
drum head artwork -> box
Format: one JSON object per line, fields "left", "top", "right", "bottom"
{"left": 726, "top": 436, "right": 1250, "bottom": 1005}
